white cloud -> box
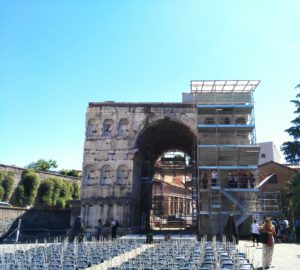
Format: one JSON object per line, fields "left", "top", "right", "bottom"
{"left": 285, "top": 43, "right": 300, "bottom": 52}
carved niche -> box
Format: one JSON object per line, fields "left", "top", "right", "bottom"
{"left": 102, "top": 119, "right": 114, "bottom": 136}
{"left": 100, "top": 165, "right": 114, "bottom": 186}
{"left": 86, "top": 118, "right": 98, "bottom": 137}
{"left": 84, "top": 165, "right": 98, "bottom": 186}
{"left": 117, "top": 118, "right": 129, "bottom": 136}
{"left": 116, "top": 165, "right": 130, "bottom": 185}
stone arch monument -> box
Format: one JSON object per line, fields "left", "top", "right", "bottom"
{"left": 81, "top": 102, "right": 197, "bottom": 228}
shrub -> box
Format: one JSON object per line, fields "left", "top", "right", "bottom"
{"left": 56, "top": 197, "right": 66, "bottom": 208}
{"left": 58, "top": 181, "right": 72, "bottom": 207}
{"left": 0, "top": 172, "right": 15, "bottom": 201}
{"left": 14, "top": 185, "right": 25, "bottom": 206}
{"left": 0, "top": 186, "right": 4, "bottom": 201}
{"left": 51, "top": 177, "right": 63, "bottom": 207}
{"left": 59, "top": 169, "right": 81, "bottom": 178}
{"left": 36, "top": 177, "right": 77, "bottom": 208}
{"left": 21, "top": 170, "right": 40, "bottom": 205}
{"left": 38, "top": 178, "right": 54, "bottom": 207}
{"left": 72, "top": 182, "right": 80, "bottom": 200}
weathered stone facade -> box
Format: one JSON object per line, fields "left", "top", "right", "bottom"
{"left": 81, "top": 102, "right": 196, "bottom": 228}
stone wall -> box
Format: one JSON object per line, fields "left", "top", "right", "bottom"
{"left": 0, "top": 207, "right": 26, "bottom": 237}
{"left": 20, "top": 208, "right": 71, "bottom": 230}
{"left": 0, "top": 207, "right": 71, "bottom": 241}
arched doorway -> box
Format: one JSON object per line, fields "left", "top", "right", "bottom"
{"left": 151, "top": 151, "right": 193, "bottom": 230}
{"left": 131, "top": 118, "right": 196, "bottom": 230}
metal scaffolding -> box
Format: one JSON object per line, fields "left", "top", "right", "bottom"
{"left": 189, "top": 80, "right": 262, "bottom": 236}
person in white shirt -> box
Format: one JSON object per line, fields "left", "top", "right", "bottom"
{"left": 251, "top": 219, "right": 260, "bottom": 246}
{"left": 211, "top": 170, "right": 218, "bottom": 186}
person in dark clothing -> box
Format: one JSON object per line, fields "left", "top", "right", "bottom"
{"left": 223, "top": 214, "right": 239, "bottom": 244}
{"left": 111, "top": 218, "right": 118, "bottom": 240}
{"left": 69, "top": 216, "right": 84, "bottom": 243}
{"left": 96, "top": 219, "right": 102, "bottom": 241}
{"left": 249, "top": 173, "right": 255, "bottom": 188}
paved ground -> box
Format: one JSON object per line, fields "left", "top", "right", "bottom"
{"left": 238, "top": 240, "right": 300, "bottom": 270}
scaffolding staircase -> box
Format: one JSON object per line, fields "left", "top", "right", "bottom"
{"left": 211, "top": 186, "right": 222, "bottom": 209}
{"left": 221, "top": 189, "right": 248, "bottom": 213}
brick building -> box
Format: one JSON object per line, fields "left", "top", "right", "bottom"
{"left": 258, "top": 161, "right": 297, "bottom": 192}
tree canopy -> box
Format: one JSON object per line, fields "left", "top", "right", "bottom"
{"left": 26, "top": 159, "right": 58, "bottom": 171}
{"left": 281, "top": 85, "right": 300, "bottom": 163}
{"left": 59, "top": 169, "right": 81, "bottom": 178}
{"left": 284, "top": 173, "right": 300, "bottom": 222}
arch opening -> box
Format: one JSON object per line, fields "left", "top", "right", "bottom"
{"left": 132, "top": 119, "right": 196, "bottom": 231}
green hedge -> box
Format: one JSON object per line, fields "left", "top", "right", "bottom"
{"left": 0, "top": 171, "right": 15, "bottom": 201}
{"left": 37, "top": 177, "right": 80, "bottom": 208}
{"left": 13, "top": 170, "right": 40, "bottom": 207}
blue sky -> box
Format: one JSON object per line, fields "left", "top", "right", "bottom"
{"left": 0, "top": 1, "right": 299, "bottom": 170}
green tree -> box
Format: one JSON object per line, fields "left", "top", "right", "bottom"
{"left": 281, "top": 85, "right": 300, "bottom": 163}
{"left": 284, "top": 173, "right": 300, "bottom": 222}
{"left": 0, "top": 186, "right": 4, "bottom": 201}
{"left": 71, "top": 182, "right": 80, "bottom": 199}
{"left": 21, "top": 170, "right": 40, "bottom": 205}
{"left": 27, "top": 159, "right": 58, "bottom": 171}
{"left": 59, "top": 169, "right": 81, "bottom": 178}
{"left": 0, "top": 172, "right": 15, "bottom": 201}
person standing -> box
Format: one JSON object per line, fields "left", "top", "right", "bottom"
{"left": 249, "top": 173, "right": 255, "bottom": 188}
{"left": 211, "top": 170, "right": 218, "bottom": 186}
{"left": 251, "top": 219, "right": 260, "bottom": 247}
{"left": 96, "top": 219, "right": 102, "bottom": 241}
{"left": 69, "top": 216, "right": 84, "bottom": 243}
{"left": 223, "top": 214, "right": 239, "bottom": 244}
{"left": 111, "top": 218, "right": 118, "bottom": 240}
{"left": 260, "top": 217, "right": 276, "bottom": 269}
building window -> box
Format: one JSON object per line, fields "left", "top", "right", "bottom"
{"left": 268, "top": 174, "right": 278, "bottom": 184}
{"left": 261, "top": 153, "right": 266, "bottom": 158}
{"left": 204, "top": 117, "right": 215, "bottom": 124}
{"left": 220, "top": 117, "right": 231, "bottom": 124}
{"left": 236, "top": 117, "right": 246, "bottom": 124}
